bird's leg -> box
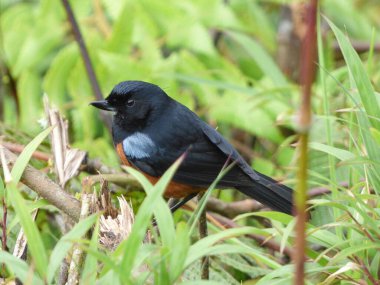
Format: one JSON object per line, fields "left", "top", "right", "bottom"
{"left": 169, "top": 193, "right": 197, "bottom": 213}
{"left": 152, "top": 193, "right": 197, "bottom": 227}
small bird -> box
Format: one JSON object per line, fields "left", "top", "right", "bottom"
{"left": 91, "top": 81, "right": 293, "bottom": 214}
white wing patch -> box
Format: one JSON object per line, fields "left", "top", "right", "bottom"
{"left": 122, "top": 132, "right": 155, "bottom": 159}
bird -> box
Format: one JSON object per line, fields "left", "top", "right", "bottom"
{"left": 90, "top": 81, "right": 293, "bottom": 214}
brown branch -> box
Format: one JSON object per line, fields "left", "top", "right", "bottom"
{"left": 1, "top": 142, "right": 51, "bottom": 161}
{"left": 61, "top": 0, "right": 112, "bottom": 131}
{"left": 206, "top": 197, "right": 263, "bottom": 218}
{"left": 1, "top": 142, "right": 117, "bottom": 175}
{"left": 0, "top": 147, "right": 81, "bottom": 221}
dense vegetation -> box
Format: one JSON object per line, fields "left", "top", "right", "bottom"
{"left": 1, "top": 0, "right": 380, "bottom": 284}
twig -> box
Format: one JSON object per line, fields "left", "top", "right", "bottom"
{"left": 80, "top": 158, "right": 117, "bottom": 175}
{"left": 1, "top": 142, "right": 51, "bottom": 161}
{"left": 352, "top": 255, "right": 379, "bottom": 285}
{"left": 0, "top": 147, "right": 81, "bottom": 221}
{"left": 60, "top": 0, "right": 112, "bottom": 131}
{"left": 1, "top": 141, "right": 117, "bottom": 174}
{"left": 67, "top": 193, "right": 91, "bottom": 285}
{"left": 206, "top": 197, "right": 263, "bottom": 218}
{"left": 93, "top": 0, "right": 112, "bottom": 37}
{"left": 294, "top": 1, "right": 318, "bottom": 284}
{"left": 1, "top": 197, "right": 7, "bottom": 252}
{"left": 13, "top": 209, "right": 38, "bottom": 258}
{"left": 333, "top": 40, "right": 380, "bottom": 59}
{"left": 209, "top": 213, "right": 294, "bottom": 259}
{"left": 184, "top": 201, "right": 294, "bottom": 258}
{"left": 197, "top": 193, "right": 209, "bottom": 280}
{"left": 82, "top": 173, "right": 142, "bottom": 192}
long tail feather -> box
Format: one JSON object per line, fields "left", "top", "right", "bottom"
{"left": 236, "top": 173, "right": 293, "bottom": 215}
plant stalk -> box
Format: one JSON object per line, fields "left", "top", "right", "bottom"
{"left": 293, "top": 0, "right": 318, "bottom": 284}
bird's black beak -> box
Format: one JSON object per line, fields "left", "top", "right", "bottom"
{"left": 90, "top": 100, "right": 116, "bottom": 112}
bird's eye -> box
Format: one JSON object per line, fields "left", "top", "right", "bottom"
{"left": 127, "top": 99, "right": 135, "bottom": 107}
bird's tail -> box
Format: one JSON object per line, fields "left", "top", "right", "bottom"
{"left": 236, "top": 172, "right": 293, "bottom": 215}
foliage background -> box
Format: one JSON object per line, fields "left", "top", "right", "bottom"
{"left": 1, "top": 0, "right": 380, "bottom": 284}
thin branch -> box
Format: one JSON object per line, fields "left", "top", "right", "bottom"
{"left": 0, "top": 147, "right": 81, "bottom": 221}
{"left": 67, "top": 194, "right": 91, "bottom": 285}
{"left": 1, "top": 141, "right": 117, "bottom": 174}
{"left": 206, "top": 197, "right": 263, "bottom": 218}
{"left": 198, "top": 193, "right": 209, "bottom": 280}
{"left": 1, "top": 142, "right": 51, "bottom": 161}
{"left": 61, "top": 0, "right": 112, "bottom": 131}
{"left": 184, "top": 201, "right": 294, "bottom": 258}
{"left": 209, "top": 212, "right": 294, "bottom": 259}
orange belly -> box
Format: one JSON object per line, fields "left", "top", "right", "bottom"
{"left": 116, "top": 143, "right": 203, "bottom": 198}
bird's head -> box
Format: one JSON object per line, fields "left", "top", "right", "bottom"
{"left": 90, "top": 80, "right": 170, "bottom": 131}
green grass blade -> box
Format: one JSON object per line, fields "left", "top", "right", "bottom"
{"left": 6, "top": 182, "right": 48, "bottom": 279}
{"left": 188, "top": 162, "right": 235, "bottom": 235}
{"left": 0, "top": 251, "right": 44, "bottom": 285}
{"left": 327, "top": 18, "right": 380, "bottom": 194}
{"left": 10, "top": 127, "right": 52, "bottom": 183}
{"left": 309, "top": 142, "right": 355, "bottom": 161}
{"left": 1, "top": 127, "right": 53, "bottom": 279}
{"left": 118, "top": 155, "right": 184, "bottom": 283}
{"left": 126, "top": 167, "right": 175, "bottom": 247}
{"left": 327, "top": 19, "right": 380, "bottom": 131}
{"left": 47, "top": 214, "right": 98, "bottom": 283}
{"left": 168, "top": 222, "right": 190, "bottom": 283}
{"left": 186, "top": 227, "right": 271, "bottom": 266}
{"left": 80, "top": 219, "right": 100, "bottom": 285}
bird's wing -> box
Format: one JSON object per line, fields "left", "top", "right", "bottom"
{"left": 127, "top": 106, "right": 256, "bottom": 188}
{"left": 199, "top": 122, "right": 260, "bottom": 181}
